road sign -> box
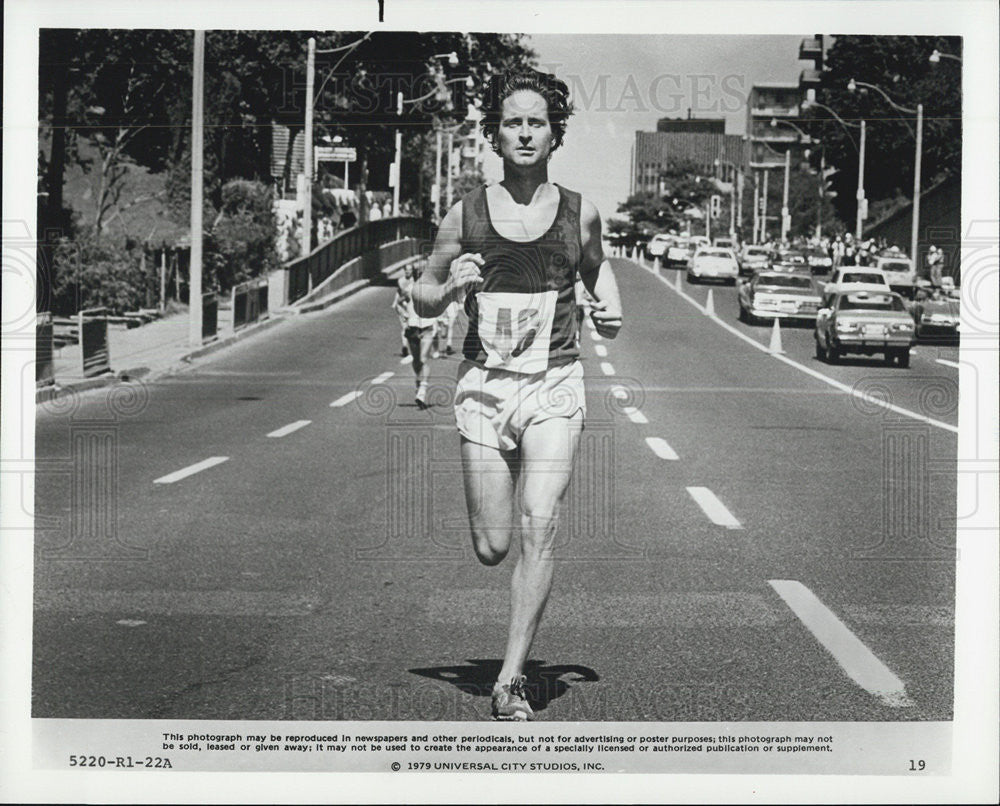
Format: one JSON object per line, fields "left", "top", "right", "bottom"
{"left": 315, "top": 146, "right": 357, "bottom": 163}
{"left": 710, "top": 195, "right": 722, "bottom": 219}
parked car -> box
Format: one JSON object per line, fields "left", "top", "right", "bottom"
{"left": 739, "top": 244, "right": 772, "bottom": 276}
{"left": 814, "top": 290, "right": 915, "bottom": 367}
{"left": 664, "top": 237, "right": 692, "bottom": 266}
{"left": 910, "top": 287, "right": 961, "bottom": 341}
{"left": 645, "top": 234, "right": 673, "bottom": 260}
{"left": 737, "top": 271, "right": 822, "bottom": 324}
{"left": 687, "top": 247, "right": 739, "bottom": 284}
{"left": 875, "top": 254, "right": 917, "bottom": 298}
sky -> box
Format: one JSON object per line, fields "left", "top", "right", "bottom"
{"left": 480, "top": 34, "right": 808, "bottom": 224}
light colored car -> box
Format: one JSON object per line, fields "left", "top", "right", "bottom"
{"left": 687, "top": 247, "right": 739, "bottom": 284}
{"left": 645, "top": 233, "right": 673, "bottom": 259}
{"left": 737, "top": 271, "right": 822, "bottom": 324}
{"left": 814, "top": 290, "right": 915, "bottom": 367}
{"left": 740, "top": 244, "right": 772, "bottom": 276}
{"left": 875, "top": 255, "right": 916, "bottom": 297}
{"left": 806, "top": 248, "right": 833, "bottom": 273}
{"left": 822, "top": 266, "right": 891, "bottom": 301}
{"left": 664, "top": 237, "right": 691, "bottom": 266}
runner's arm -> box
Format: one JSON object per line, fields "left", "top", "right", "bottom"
{"left": 412, "top": 202, "right": 484, "bottom": 318}
{"left": 578, "top": 199, "right": 623, "bottom": 338}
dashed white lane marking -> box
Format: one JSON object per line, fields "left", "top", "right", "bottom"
{"left": 768, "top": 580, "right": 915, "bottom": 708}
{"left": 330, "top": 390, "right": 361, "bottom": 407}
{"left": 623, "top": 406, "right": 648, "bottom": 424}
{"left": 935, "top": 358, "right": 960, "bottom": 369}
{"left": 686, "top": 486, "right": 743, "bottom": 529}
{"left": 400, "top": 354, "right": 413, "bottom": 365}
{"left": 648, "top": 270, "right": 959, "bottom": 434}
{"left": 589, "top": 328, "right": 603, "bottom": 342}
{"left": 372, "top": 371, "right": 394, "bottom": 384}
{"left": 594, "top": 344, "right": 608, "bottom": 357}
{"left": 600, "top": 361, "right": 615, "bottom": 375}
{"left": 154, "top": 457, "right": 229, "bottom": 485}
{"left": 645, "top": 436, "right": 678, "bottom": 460}
{"left": 266, "top": 420, "right": 312, "bottom": 438}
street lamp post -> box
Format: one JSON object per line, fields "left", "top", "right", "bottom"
{"left": 848, "top": 79, "right": 923, "bottom": 262}
{"left": 302, "top": 37, "right": 315, "bottom": 259}
{"left": 855, "top": 119, "right": 866, "bottom": 240}
{"left": 780, "top": 148, "right": 791, "bottom": 242}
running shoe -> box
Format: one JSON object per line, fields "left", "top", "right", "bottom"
{"left": 492, "top": 676, "right": 534, "bottom": 721}
{"left": 415, "top": 383, "right": 428, "bottom": 409}
{"left": 401, "top": 345, "right": 409, "bottom": 357}
{"left": 444, "top": 345, "right": 455, "bottom": 355}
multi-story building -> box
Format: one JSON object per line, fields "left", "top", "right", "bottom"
{"left": 631, "top": 126, "right": 748, "bottom": 196}
{"left": 745, "top": 82, "right": 804, "bottom": 169}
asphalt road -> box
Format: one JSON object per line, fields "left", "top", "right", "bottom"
{"left": 33, "top": 256, "right": 957, "bottom": 722}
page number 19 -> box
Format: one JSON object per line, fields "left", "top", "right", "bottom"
{"left": 909, "top": 759, "right": 926, "bottom": 771}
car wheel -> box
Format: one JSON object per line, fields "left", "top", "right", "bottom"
{"left": 686, "top": 271, "right": 696, "bottom": 284}
{"left": 897, "top": 348, "right": 910, "bottom": 368}
{"left": 815, "top": 338, "right": 827, "bottom": 361}
{"left": 884, "top": 348, "right": 897, "bottom": 366}
{"left": 827, "top": 344, "right": 839, "bottom": 363}
{"left": 738, "top": 304, "right": 747, "bottom": 323}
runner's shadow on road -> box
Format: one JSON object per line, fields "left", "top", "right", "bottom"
{"left": 408, "top": 659, "right": 599, "bottom": 714}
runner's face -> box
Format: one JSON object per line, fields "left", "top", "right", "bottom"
{"left": 498, "top": 90, "right": 553, "bottom": 167}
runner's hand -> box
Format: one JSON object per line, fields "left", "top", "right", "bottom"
{"left": 448, "top": 253, "right": 485, "bottom": 297}
{"left": 589, "top": 298, "right": 622, "bottom": 339}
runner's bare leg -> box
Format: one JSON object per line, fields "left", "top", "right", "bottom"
{"left": 460, "top": 437, "right": 518, "bottom": 565}
{"left": 496, "top": 410, "right": 583, "bottom": 685}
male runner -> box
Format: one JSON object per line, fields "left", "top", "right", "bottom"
{"left": 412, "top": 69, "right": 623, "bottom": 720}
{"left": 395, "top": 262, "right": 437, "bottom": 407}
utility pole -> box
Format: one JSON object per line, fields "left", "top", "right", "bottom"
{"left": 761, "top": 169, "right": 769, "bottom": 243}
{"left": 736, "top": 168, "right": 743, "bottom": 239}
{"left": 816, "top": 147, "right": 825, "bottom": 239}
{"left": 445, "top": 130, "right": 454, "bottom": 209}
{"left": 434, "top": 128, "right": 443, "bottom": 220}
{"left": 910, "top": 104, "right": 923, "bottom": 265}
{"left": 392, "top": 92, "right": 403, "bottom": 217}
{"left": 752, "top": 171, "right": 759, "bottom": 243}
{"left": 780, "top": 148, "right": 790, "bottom": 242}
{"left": 188, "top": 30, "right": 204, "bottom": 347}
{"left": 855, "top": 119, "right": 866, "bottom": 241}
{"left": 302, "top": 37, "right": 315, "bottom": 259}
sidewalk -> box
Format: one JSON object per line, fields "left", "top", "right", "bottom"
{"left": 39, "top": 302, "right": 287, "bottom": 402}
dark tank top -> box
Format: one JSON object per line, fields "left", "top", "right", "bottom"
{"left": 460, "top": 183, "right": 583, "bottom": 374}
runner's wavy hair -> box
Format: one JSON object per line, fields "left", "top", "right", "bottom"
{"left": 480, "top": 69, "right": 574, "bottom": 156}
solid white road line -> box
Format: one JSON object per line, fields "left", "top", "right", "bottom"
{"left": 645, "top": 436, "right": 678, "bottom": 460}
{"left": 600, "top": 361, "right": 615, "bottom": 375}
{"left": 330, "top": 390, "right": 361, "bottom": 407}
{"left": 649, "top": 270, "right": 959, "bottom": 434}
{"left": 768, "top": 580, "right": 915, "bottom": 708}
{"left": 266, "top": 420, "right": 312, "bottom": 438}
{"left": 372, "top": 371, "right": 394, "bottom": 384}
{"left": 686, "top": 486, "right": 743, "bottom": 529}
{"left": 935, "top": 358, "right": 960, "bottom": 369}
{"left": 622, "top": 406, "right": 648, "bottom": 424}
{"left": 154, "top": 456, "right": 229, "bottom": 485}
{"left": 594, "top": 344, "right": 608, "bottom": 357}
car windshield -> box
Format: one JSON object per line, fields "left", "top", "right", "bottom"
{"left": 880, "top": 261, "right": 911, "bottom": 272}
{"left": 838, "top": 293, "right": 905, "bottom": 312}
{"left": 779, "top": 253, "right": 806, "bottom": 261}
{"left": 756, "top": 275, "right": 812, "bottom": 289}
{"left": 745, "top": 248, "right": 769, "bottom": 257}
{"left": 699, "top": 250, "right": 732, "bottom": 259}
{"left": 651, "top": 235, "right": 671, "bottom": 243}
{"left": 840, "top": 273, "right": 884, "bottom": 284}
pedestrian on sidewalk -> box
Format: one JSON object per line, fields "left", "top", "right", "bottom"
{"left": 411, "top": 68, "right": 623, "bottom": 721}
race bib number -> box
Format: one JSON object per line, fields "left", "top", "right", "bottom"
{"left": 476, "top": 290, "right": 558, "bottom": 373}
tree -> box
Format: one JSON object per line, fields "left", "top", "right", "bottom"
{"left": 801, "top": 35, "right": 961, "bottom": 226}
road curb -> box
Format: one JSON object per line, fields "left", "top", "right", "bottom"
{"left": 35, "top": 314, "right": 289, "bottom": 405}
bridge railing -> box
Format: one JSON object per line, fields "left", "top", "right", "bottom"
{"left": 282, "top": 217, "right": 435, "bottom": 306}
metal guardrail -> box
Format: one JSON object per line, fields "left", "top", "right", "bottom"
{"left": 202, "top": 292, "right": 219, "bottom": 341}
{"left": 285, "top": 217, "right": 435, "bottom": 305}
{"left": 232, "top": 278, "right": 269, "bottom": 331}
{"left": 78, "top": 307, "right": 111, "bottom": 378}
{"left": 37, "top": 312, "right": 55, "bottom": 387}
